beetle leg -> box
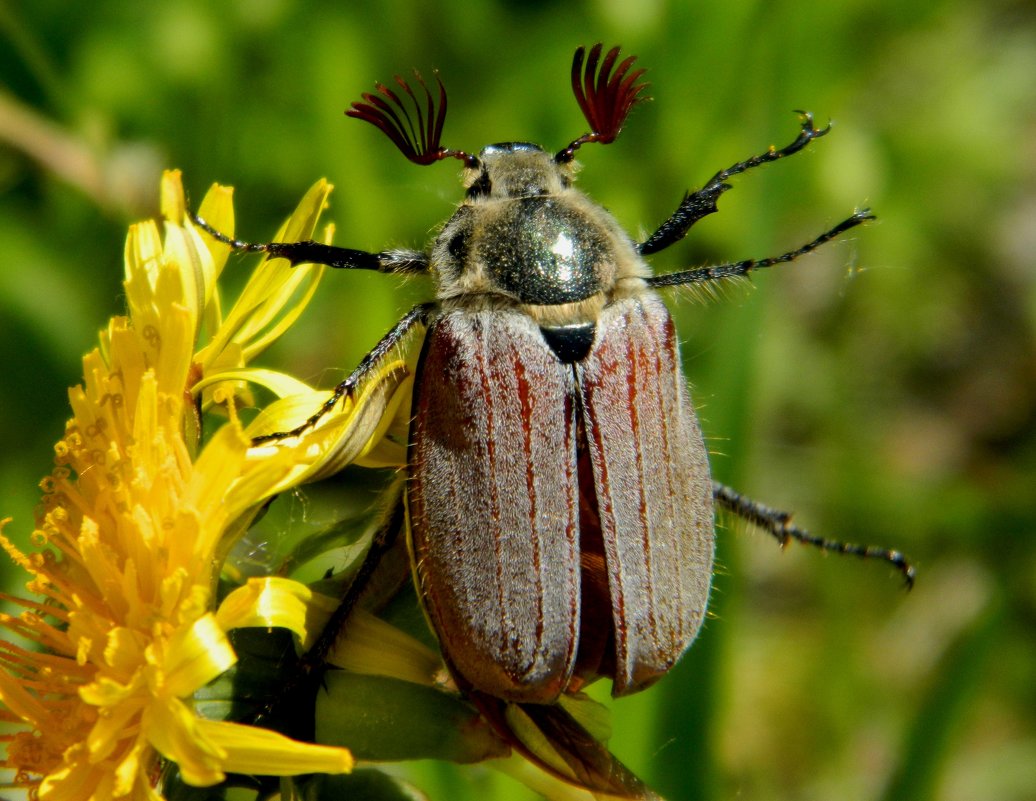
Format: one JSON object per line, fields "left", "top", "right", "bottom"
{"left": 301, "top": 479, "right": 408, "bottom": 672}
{"left": 467, "top": 689, "right": 651, "bottom": 798}
{"left": 645, "top": 210, "right": 874, "bottom": 289}
{"left": 712, "top": 481, "right": 916, "bottom": 587}
{"left": 191, "top": 211, "right": 430, "bottom": 274}
{"left": 252, "top": 302, "right": 434, "bottom": 445}
{"left": 254, "top": 479, "right": 408, "bottom": 730}
{"left": 638, "top": 112, "right": 831, "bottom": 256}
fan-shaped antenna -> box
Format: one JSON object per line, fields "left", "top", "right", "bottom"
{"left": 347, "top": 70, "right": 478, "bottom": 167}
{"left": 556, "top": 43, "right": 649, "bottom": 163}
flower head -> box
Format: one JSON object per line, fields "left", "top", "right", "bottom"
{"left": 0, "top": 172, "right": 411, "bottom": 799}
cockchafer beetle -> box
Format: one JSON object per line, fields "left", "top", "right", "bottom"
{"left": 194, "top": 43, "right": 914, "bottom": 795}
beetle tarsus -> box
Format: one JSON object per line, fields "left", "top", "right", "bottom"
{"left": 712, "top": 481, "right": 916, "bottom": 588}
{"left": 249, "top": 385, "right": 351, "bottom": 445}
{"left": 707, "top": 110, "right": 831, "bottom": 186}
{"left": 190, "top": 211, "right": 429, "bottom": 273}
{"left": 191, "top": 212, "right": 270, "bottom": 252}
{"left": 638, "top": 111, "right": 833, "bottom": 256}
{"left": 645, "top": 210, "right": 875, "bottom": 289}
{"left": 249, "top": 302, "right": 432, "bottom": 446}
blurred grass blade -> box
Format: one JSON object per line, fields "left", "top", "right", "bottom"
{"left": 882, "top": 596, "right": 1003, "bottom": 801}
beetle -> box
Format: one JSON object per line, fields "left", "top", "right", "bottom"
{"left": 194, "top": 42, "right": 913, "bottom": 793}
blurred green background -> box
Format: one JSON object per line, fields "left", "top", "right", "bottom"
{"left": 1, "top": 1, "right": 1034, "bottom": 799}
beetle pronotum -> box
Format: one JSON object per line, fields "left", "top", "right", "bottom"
{"left": 195, "top": 43, "right": 913, "bottom": 794}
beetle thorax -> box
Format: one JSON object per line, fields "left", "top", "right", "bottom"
{"left": 431, "top": 143, "right": 649, "bottom": 326}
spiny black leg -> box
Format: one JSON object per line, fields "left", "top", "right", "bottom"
{"left": 713, "top": 482, "right": 916, "bottom": 588}
{"left": 191, "top": 212, "right": 430, "bottom": 274}
{"left": 707, "top": 110, "right": 831, "bottom": 183}
{"left": 646, "top": 209, "right": 873, "bottom": 289}
{"left": 251, "top": 303, "right": 433, "bottom": 445}
{"left": 638, "top": 111, "right": 830, "bottom": 256}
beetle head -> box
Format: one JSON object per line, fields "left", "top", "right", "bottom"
{"left": 463, "top": 143, "right": 570, "bottom": 200}
{"left": 346, "top": 44, "right": 648, "bottom": 175}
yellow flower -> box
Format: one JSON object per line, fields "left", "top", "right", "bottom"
{"left": 0, "top": 171, "right": 416, "bottom": 799}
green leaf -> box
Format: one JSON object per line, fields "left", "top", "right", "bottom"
{"left": 315, "top": 672, "right": 509, "bottom": 764}
{"left": 297, "top": 770, "right": 430, "bottom": 801}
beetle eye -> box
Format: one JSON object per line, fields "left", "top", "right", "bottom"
{"left": 556, "top": 43, "right": 649, "bottom": 163}
{"left": 447, "top": 229, "right": 469, "bottom": 261}
{"left": 466, "top": 170, "right": 492, "bottom": 199}
{"left": 347, "top": 70, "right": 479, "bottom": 168}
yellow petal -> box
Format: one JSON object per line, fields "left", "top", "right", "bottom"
{"left": 39, "top": 757, "right": 115, "bottom": 801}
{"left": 79, "top": 674, "right": 140, "bottom": 708}
{"left": 239, "top": 262, "right": 324, "bottom": 362}
{"left": 124, "top": 220, "right": 164, "bottom": 308}
{"left": 161, "top": 613, "right": 238, "bottom": 698}
{"left": 85, "top": 693, "right": 144, "bottom": 763}
{"left": 103, "top": 626, "right": 146, "bottom": 676}
{"left": 243, "top": 360, "right": 410, "bottom": 494}
{"left": 274, "top": 179, "right": 333, "bottom": 242}
{"left": 112, "top": 740, "right": 152, "bottom": 798}
{"left": 159, "top": 170, "right": 227, "bottom": 334}
{"left": 216, "top": 577, "right": 313, "bottom": 643}
{"left": 194, "top": 182, "right": 236, "bottom": 280}
{"left": 353, "top": 436, "right": 409, "bottom": 469}
{"left": 160, "top": 169, "right": 186, "bottom": 224}
{"left": 193, "top": 180, "right": 331, "bottom": 370}
{"left": 159, "top": 223, "right": 205, "bottom": 337}
{"left": 144, "top": 697, "right": 227, "bottom": 786}
{"left": 194, "top": 366, "right": 317, "bottom": 402}
{"left": 324, "top": 607, "right": 442, "bottom": 687}
{"left": 194, "top": 717, "right": 353, "bottom": 776}
{"left": 353, "top": 372, "right": 414, "bottom": 468}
